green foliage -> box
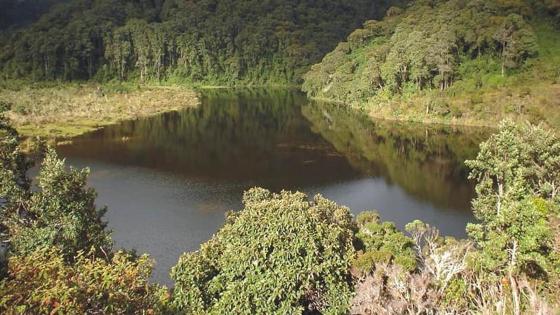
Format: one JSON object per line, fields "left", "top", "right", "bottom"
{"left": 303, "top": 0, "right": 544, "bottom": 104}
{"left": 441, "top": 278, "right": 469, "bottom": 310}
{"left": 465, "top": 121, "right": 560, "bottom": 277}
{"left": 8, "top": 148, "right": 112, "bottom": 260}
{"left": 0, "top": 247, "right": 168, "bottom": 314}
{"left": 171, "top": 188, "right": 356, "bottom": 314}
{"left": 0, "top": 105, "right": 29, "bottom": 197}
{"left": 0, "top": 0, "right": 394, "bottom": 84}
{"left": 353, "top": 211, "right": 417, "bottom": 274}
{"left": 494, "top": 13, "right": 539, "bottom": 75}
{"left": 0, "top": 99, "right": 165, "bottom": 314}
{"left": 0, "top": 107, "right": 30, "bottom": 278}
{"left": 0, "top": 106, "right": 30, "bottom": 278}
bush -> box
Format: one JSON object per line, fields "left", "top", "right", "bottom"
{"left": 0, "top": 247, "right": 168, "bottom": 314}
{"left": 353, "top": 211, "right": 416, "bottom": 274}
{"left": 171, "top": 188, "right": 356, "bottom": 314}
{"left": 431, "top": 99, "right": 451, "bottom": 117}
{"left": 0, "top": 116, "right": 166, "bottom": 313}
{"left": 449, "top": 104, "right": 463, "bottom": 119}
{"left": 466, "top": 121, "right": 560, "bottom": 277}
{"left": 9, "top": 148, "right": 112, "bottom": 260}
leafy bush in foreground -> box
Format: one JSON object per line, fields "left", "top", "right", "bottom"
{"left": 0, "top": 247, "right": 168, "bottom": 314}
{"left": 351, "top": 122, "right": 560, "bottom": 315}
{"left": 466, "top": 121, "right": 560, "bottom": 314}
{"left": 352, "top": 211, "right": 417, "bottom": 274}
{"left": 466, "top": 121, "right": 560, "bottom": 276}
{"left": 171, "top": 188, "right": 356, "bottom": 314}
{"left": 0, "top": 112, "right": 165, "bottom": 314}
{"left": 6, "top": 148, "right": 112, "bottom": 261}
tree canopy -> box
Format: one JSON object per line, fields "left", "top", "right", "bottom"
{"left": 0, "top": 0, "right": 405, "bottom": 84}
{"left": 302, "top": 0, "right": 552, "bottom": 104}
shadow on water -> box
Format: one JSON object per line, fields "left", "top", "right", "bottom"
{"left": 56, "top": 88, "right": 489, "bottom": 284}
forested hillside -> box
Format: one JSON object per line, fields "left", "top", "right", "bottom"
{"left": 303, "top": 0, "right": 560, "bottom": 127}
{"left": 0, "top": 0, "right": 405, "bottom": 84}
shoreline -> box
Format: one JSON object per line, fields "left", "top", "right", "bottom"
{"left": 1, "top": 82, "right": 301, "bottom": 140}
{"left": 366, "top": 111, "right": 497, "bottom": 129}
{"left": 309, "top": 82, "right": 560, "bottom": 130}
{"left": 311, "top": 96, "right": 498, "bottom": 129}
{"left": 6, "top": 81, "right": 554, "bottom": 142}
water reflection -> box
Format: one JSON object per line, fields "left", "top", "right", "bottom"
{"left": 302, "top": 101, "right": 489, "bottom": 212}
{"left": 59, "top": 88, "right": 358, "bottom": 188}
{"left": 57, "top": 88, "right": 488, "bottom": 284}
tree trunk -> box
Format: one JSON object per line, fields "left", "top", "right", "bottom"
{"left": 497, "top": 182, "right": 503, "bottom": 215}
{"left": 509, "top": 240, "right": 520, "bottom": 315}
{"left": 501, "top": 44, "right": 506, "bottom": 77}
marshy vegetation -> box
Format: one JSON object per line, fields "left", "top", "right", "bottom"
{"left": 0, "top": 82, "right": 198, "bottom": 138}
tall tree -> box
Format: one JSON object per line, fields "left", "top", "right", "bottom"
{"left": 493, "top": 14, "right": 538, "bottom": 76}
{"left": 466, "top": 121, "right": 560, "bottom": 315}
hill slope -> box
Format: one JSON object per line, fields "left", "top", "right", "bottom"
{"left": 302, "top": 0, "right": 560, "bottom": 127}
{"left": 0, "top": 0, "right": 405, "bottom": 84}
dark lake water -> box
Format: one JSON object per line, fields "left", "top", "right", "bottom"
{"left": 56, "top": 88, "right": 489, "bottom": 284}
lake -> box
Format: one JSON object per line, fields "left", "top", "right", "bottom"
{"left": 57, "top": 88, "right": 488, "bottom": 284}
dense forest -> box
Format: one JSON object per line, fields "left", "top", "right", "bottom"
{"left": 0, "top": 0, "right": 406, "bottom": 84}
{"left": 303, "top": 0, "right": 560, "bottom": 126}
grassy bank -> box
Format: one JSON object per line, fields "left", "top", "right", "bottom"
{"left": 359, "top": 81, "right": 560, "bottom": 129}
{"left": 0, "top": 82, "right": 199, "bottom": 138}
{"left": 308, "top": 79, "right": 560, "bottom": 129}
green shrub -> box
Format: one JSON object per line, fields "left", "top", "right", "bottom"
{"left": 0, "top": 114, "right": 165, "bottom": 313}
{"left": 353, "top": 210, "right": 416, "bottom": 274}
{"left": 430, "top": 99, "right": 451, "bottom": 117}
{"left": 449, "top": 104, "right": 463, "bottom": 119}
{"left": 0, "top": 100, "right": 11, "bottom": 112}
{"left": 466, "top": 121, "right": 560, "bottom": 277}
{"left": 171, "top": 188, "right": 356, "bottom": 314}
{"left": 9, "top": 148, "right": 112, "bottom": 260}
{"left": 470, "top": 94, "right": 484, "bottom": 106}
{"left": 442, "top": 278, "right": 469, "bottom": 310}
